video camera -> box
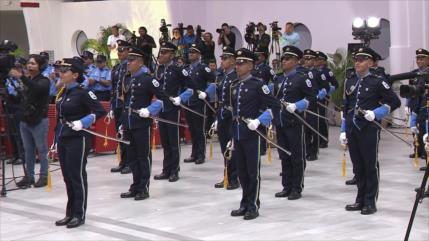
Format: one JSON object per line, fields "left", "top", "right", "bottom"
{"left": 0, "top": 40, "right": 18, "bottom": 80}
{"left": 177, "top": 22, "right": 186, "bottom": 36}
{"left": 216, "top": 28, "right": 224, "bottom": 34}
{"left": 389, "top": 71, "right": 429, "bottom": 98}
{"left": 244, "top": 22, "right": 256, "bottom": 44}
{"left": 196, "top": 25, "right": 205, "bottom": 37}
{"left": 159, "top": 19, "right": 172, "bottom": 34}
{"left": 270, "top": 21, "right": 281, "bottom": 32}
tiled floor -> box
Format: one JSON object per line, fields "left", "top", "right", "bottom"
{"left": 1, "top": 127, "right": 428, "bottom": 240}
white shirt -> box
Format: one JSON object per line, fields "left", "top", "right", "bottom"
{"left": 107, "top": 34, "right": 126, "bottom": 59}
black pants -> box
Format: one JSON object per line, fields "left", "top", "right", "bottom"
{"left": 305, "top": 102, "right": 319, "bottom": 157}
{"left": 318, "top": 100, "right": 329, "bottom": 146}
{"left": 58, "top": 136, "right": 90, "bottom": 220}
{"left": 126, "top": 125, "right": 152, "bottom": 194}
{"left": 217, "top": 116, "right": 238, "bottom": 183}
{"left": 94, "top": 91, "right": 111, "bottom": 102}
{"left": 183, "top": 104, "right": 206, "bottom": 160}
{"left": 159, "top": 110, "right": 181, "bottom": 175}
{"left": 114, "top": 108, "right": 128, "bottom": 168}
{"left": 416, "top": 119, "right": 426, "bottom": 157}
{"left": 348, "top": 125, "right": 380, "bottom": 206}
{"left": 276, "top": 124, "right": 305, "bottom": 193}
{"left": 234, "top": 137, "right": 261, "bottom": 212}
{"left": 259, "top": 126, "right": 267, "bottom": 155}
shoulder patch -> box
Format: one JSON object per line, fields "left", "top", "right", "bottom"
{"left": 182, "top": 69, "right": 189, "bottom": 76}
{"left": 305, "top": 79, "right": 312, "bottom": 88}
{"left": 152, "top": 79, "right": 160, "bottom": 87}
{"left": 88, "top": 91, "right": 97, "bottom": 100}
{"left": 321, "top": 74, "right": 326, "bottom": 81}
{"left": 270, "top": 69, "right": 275, "bottom": 76}
{"left": 308, "top": 71, "right": 313, "bottom": 79}
{"left": 262, "top": 85, "right": 270, "bottom": 94}
{"left": 329, "top": 71, "right": 334, "bottom": 77}
{"left": 205, "top": 67, "right": 211, "bottom": 73}
{"left": 382, "top": 81, "right": 390, "bottom": 89}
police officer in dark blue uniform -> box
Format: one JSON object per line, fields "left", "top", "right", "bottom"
{"left": 175, "top": 43, "right": 215, "bottom": 165}
{"left": 229, "top": 48, "right": 281, "bottom": 220}
{"left": 408, "top": 48, "right": 429, "bottom": 161}
{"left": 209, "top": 46, "right": 240, "bottom": 190}
{"left": 315, "top": 51, "right": 338, "bottom": 148}
{"left": 341, "top": 47, "right": 400, "bottom": 215}
{"left": 301, "top": 49, "right": 328, "bottom": 161}
{"left": 54, "top": 58, "right": 106, "bottom": 228}
{"left": 109, "top": 40, "right": 131, "bottom": 174}
{"left": 153, "top": 42, "right": 194, "bottom": 182}
{"left": 119, "top": 47, "right": 170, "bottom": 200}
{"left": 273, "top": 46, "right": 316, "bottom": 200}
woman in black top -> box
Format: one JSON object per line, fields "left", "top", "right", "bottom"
{"left": 54, "top": 58, "right": 106, "bottom": 228}
{"left": 9, "top": 54, "right": 50, "bottom": 188}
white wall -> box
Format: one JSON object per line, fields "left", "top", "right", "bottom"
{"left": 19, "top": 0, "right": 429, "bottom": 72}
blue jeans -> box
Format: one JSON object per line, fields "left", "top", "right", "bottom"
{"left": 20, "top": 118, "right": 49, "bottom": 179}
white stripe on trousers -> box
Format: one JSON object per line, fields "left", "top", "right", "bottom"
{"left": 80, "top": 136, "right": 86, "bottom": 220}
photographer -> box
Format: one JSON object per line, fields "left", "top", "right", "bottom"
{"left": 254, "top": 22, "right": 270, "bottom": 50}
{"left": 135, "top": 26, "right": 157, "bottom": 71}
{"left": 278, "top": 22, "right": 300, "bottom": 48}
{"left": 9, "top": 54, "right": 50, "bottom": 188}
{"left": 217, "top": 23, "right": 236, "bottom": 49}
{"left": 200, "top": 32, "right": 215, "bottom": 65}
{"left": 183, "top": 25, "right": 196, "bottom": 64}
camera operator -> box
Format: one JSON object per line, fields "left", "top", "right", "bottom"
{"left": 254, "top": 22, "right": 270, "bottom": 50}
{"left": 135, "top": 26, "right": 157, "bottom": 72}
{"left": 3, "top": 59, "right": 26, "bottom": 165}
{"left": 9, "top": 54, "right": 50, "bottom": 188}
{"left": 200, "top": 32, "right": 215, "bottom": 65}
{"left": 217, "top": 23, "right": 236, "bottom": 49}
{"left": 278, "top": 22, "right": 300, "bottom": 48}
{"left": 408, "top": 48, "right": 429, "bottom": 162}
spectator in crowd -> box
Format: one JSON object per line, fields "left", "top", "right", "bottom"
{"left": 217, "top": 23, "right": 236, "bottom": 49}
{"left": 201, "top": 32, "right": 216, "bottom": 65}
{"left": 9, "top": 54, "right": 50, "bottom": 188}
{"left": 135, "top": 26, "right": 157, "bottom": 71}
{"left": 183, "top": 25, "right": 196, "bottom": 63}
{"left": 88, "top": 55, "right": 112, "bottom": 101}
{"left": 278, "top": 22, "right": 300, "bottom": 48}
{"left": 107, "top": 25, "right": 126, "bottom": 63}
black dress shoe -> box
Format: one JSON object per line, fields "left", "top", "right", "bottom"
{"left": 66, "top": 217, "right": 85, "bottom": 228}
{"left": 33, "top": 176, "right": 48, "bottom": 188}
{"left": 168, "top": 173, "right": 179, "bottom": 182}
{"left": 184, "top": 157, "right": 195, "bottom": 163}
{"left": 345, "top": 203, "right": 362, "bottom": 211}
{"left": 195, "top": 159, "right": 205, "bottom": 164}
{"left": 231, "top": 207, "right": 247, "bottom": 217}
{"left": 244, "top": 210, "right": 259, "bottom": 220}
{"left": 110, "top": 165, "right": 123, "bottom": 173}
{"left": 120, "top": 166, "right": 131, "bottom": 174}
{"left": 154, "top": 172, "right": 169, "bottom": 180}
{"left": 55, "top": 216, "right": 72, "bottom": 226}
{"left": 345, "top": 177, "right": 357, "bottom": 185}
{"left": 214, "top": 181, "right": 225, "bottom": 188}
{"left": 11, "top": 159, "right": 23, "bottom": 165}
{"left": 120, "top": 191, "right": 136, "bottom": 198}
{"left": 307, "top": 154, "right": 318, "bottom": 161}
{"left": 227, "top": 182, "right": 240, "bottom": 190}
{"left": 420, "top": 166, "right": 427, "bottom": 171}
{"left": 319, "top": 143, "right": 328, "bottom": 148}
{"left": 134, "top": 192, "right": 149, "bottom": 201}
{"left": 361, "top": 205, "right": 377, "bottom": 215}
{"left": 425, "top": 190, "right": 429, "bottom": 197}
{"left": 16, "top": 176, "right": 34, "bottom": 189}
{"left": 288, "top": 191, "right": 302, "bottom": 200}
{"left": 421, "top": 155, "right": 427, "bottom": 160}
{"left": 409, "top": 153, "right": 416, "bottom": 158}
{"left": 275, "top": 189, "right": 291, "bottom": 198}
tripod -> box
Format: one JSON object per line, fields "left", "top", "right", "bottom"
{"left": 270, "top": 33, "right": 281, "bottom": 61}
{"left": 404, "top": 98, "right": 429, "bottom": 241}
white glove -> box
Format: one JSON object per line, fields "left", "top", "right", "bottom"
{"left": 423, "top": 133, "right": 428, "bottom": 143}
{"left": 211, "top": 120, "right": 218, "bottom": 130}
{"left": 138, "top": 108, "right": 150, "bottom": 118}
{"left": 226, "top": 140, "right": 232, "bottom": 149}
{"left": 285, "top": 102, "right": 297, "bottom": 113}
{"left": 198, "top": 91, "right": 207, "bottom": 100}
{"left": 118, "top": 124, "right": 123, "bottom": 137}
{"left": 247, "top": 119, "right": 260, "bottom": 131}
{"left": 70, "top": 120, "right": 83, "bottom": 131}
{"left": 339, "top": 132, "right": 347, "bottom": 146}
{"left": 171, "top": 96, "right": 181, "bottom": 106}
{"left": 410, "top": 126, "right": 419, "bottom": 135}
{"left": 364, "top": 110, "right": 375, "bottom": 122}
{"left": 107, "top": 110, "right": 114, "bottom": 119}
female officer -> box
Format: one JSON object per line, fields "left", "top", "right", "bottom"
{"left": 54, "top": 57, "right": 106, "bottom": 228}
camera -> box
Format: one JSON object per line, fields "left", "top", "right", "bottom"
{"left": 0, "top": 40, "right": 18, "bottom": 80}
{"left": 196, "top": 25, "right": 205, "bottom": 36}
{"left": 159, "top": 19, "right": 171, "bottom": 33}
{"left": 389, "top": 71, "right": 429, "bottom": 98}
{"left": 216, "top": 28, "right": 224, "bottom": 34}
{"left": 270, "top": 21, "right": 282, "bottom": 32}
{"left": 244, "top": 22, "right": 256, "bottom": 44}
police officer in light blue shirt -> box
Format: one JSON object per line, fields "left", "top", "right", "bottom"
{"left": 80, "top": 51, "right": 96, "bottom": 89}
{"left": 87, "top": 54, "right": 112, "bottom": 101}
